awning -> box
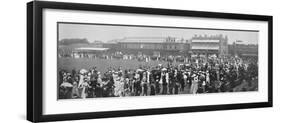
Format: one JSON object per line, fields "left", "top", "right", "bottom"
{"left": 191, "top": 46, "right": 219, "bottom": 50}
{"left": 75, "top": 47, "right": 109, "bottom": 51}
{"left": 192, "top": 40, "right": 220, "bottom": 43}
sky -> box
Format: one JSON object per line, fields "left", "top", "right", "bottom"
{"left": 58, "top": 23, "right": 259, "bottom": 44}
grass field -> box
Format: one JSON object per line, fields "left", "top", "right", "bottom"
{"left": 58, "top": 58, "right": 181, "bottom": 73}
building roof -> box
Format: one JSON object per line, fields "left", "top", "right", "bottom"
{"left": 118, "top": 37, "right": 184, "bottom": 43}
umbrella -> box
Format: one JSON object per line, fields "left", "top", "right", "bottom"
{"left": 161, "top": 68, "right": 167, "bottom": 71}
{"left": 60, "top": 82, "right": 73, "bottom": 88}
{"left": 136, "top": 69, "right": 144, "bottom": 72}
{"left": 80, "top": 69, "right": 88, "bottom": 74}
{"left": 185, "top": 64, "right": 190, "bottom": 66}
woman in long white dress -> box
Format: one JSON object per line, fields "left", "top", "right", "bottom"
{"left": 190, "top": 74, "right": 199, "bottom": 94}
{"left": 113, "top": 73, "right": 123, "bottom": 97}
{"left": 78, "top": 74, "right": 84, "bottom": 98}
{"left": 80, "top": 79, "right": 89, "bottom": 99}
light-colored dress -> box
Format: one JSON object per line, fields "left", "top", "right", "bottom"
{"left": 190, "top": 76, "right": 199, "bottom": 94}
{"left": 114, "top": 77, "right": 124, "bottom": 97}
{"left": 80, "top": 82, "right": 89, "bottom": 99}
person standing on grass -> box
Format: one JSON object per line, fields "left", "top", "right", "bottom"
{"left": 123, "top": 78, "right": 131, "bottom": 96}
{"left": 183, "top": 71, "right": 188, "bottom": 91}
{"left": 161, "top": 70, "right": 168, "bottom": 95}
{"left": 149, "top": 73, "right": 156, "bottom": 96}
{"left": 113, "top": 72, "right": 120, "bottom": 97}
{"left": 77, "top": 72, "right": 85, "bottom": 98}
{"left": 80, "top": 78, "right": 90, "bottom": 99}
{"left": 71, "top": 76, "right": 80, "bottom": 98}
{"left": 95, "top": 73, "right": 103, "bottom": 97}
{"left": 141, "top": 72, "right": 148, "bottom": 96}
{"left": 153, "top": 67, "right": 161, "bottom": 94}
{"left": 168, "top": 69, "right": 174, "bottom": 94}
{"left": 190, "top": 73, "right": 199, "bottom": 94}
{"left": 134, "top": 72, "right": 141, "bottom": 96}
{"left": 174, "top": 69, "right": 181, "bottom": 94}
{"left": 179, "top": 70, "right": 185, "bottom": 92}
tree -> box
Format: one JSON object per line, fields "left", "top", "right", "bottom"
{"left": 59, "top": 38, "right": 90, "bottom": 45}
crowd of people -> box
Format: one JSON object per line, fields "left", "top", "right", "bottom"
{"left": 58, "top": 56, "right": 258, "bottom": 99}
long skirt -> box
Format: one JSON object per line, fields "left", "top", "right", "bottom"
{"left": 190, "top": 82, "right": 198, "bottom": 94}
{"left": 72, "top": 85, "right": 80, "bottom": 98}
{"left": 81, "top": 87, "right": 87, "bottom": 99}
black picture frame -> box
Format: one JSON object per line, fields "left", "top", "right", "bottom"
{"left": 27, "top": 1, "right": 273, "bottom": 122}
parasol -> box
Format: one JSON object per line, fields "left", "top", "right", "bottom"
{"left": 161, "top": 68, "right": 167, "bottom": 71}
{"left": 60, "top": 82, "right": 73, "bottom": 88}
{"left": 79, "top": 69, "right": 88, "bottom": 74}
{"left": 136, "top": 69, "right": 144, "bottom": 72}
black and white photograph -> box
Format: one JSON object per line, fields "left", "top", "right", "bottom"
{"left": 25, "top": 1, "right": 273, "bottom": 122}
{"left": 57, "top": 22, "right": 259, "bottom": 100}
